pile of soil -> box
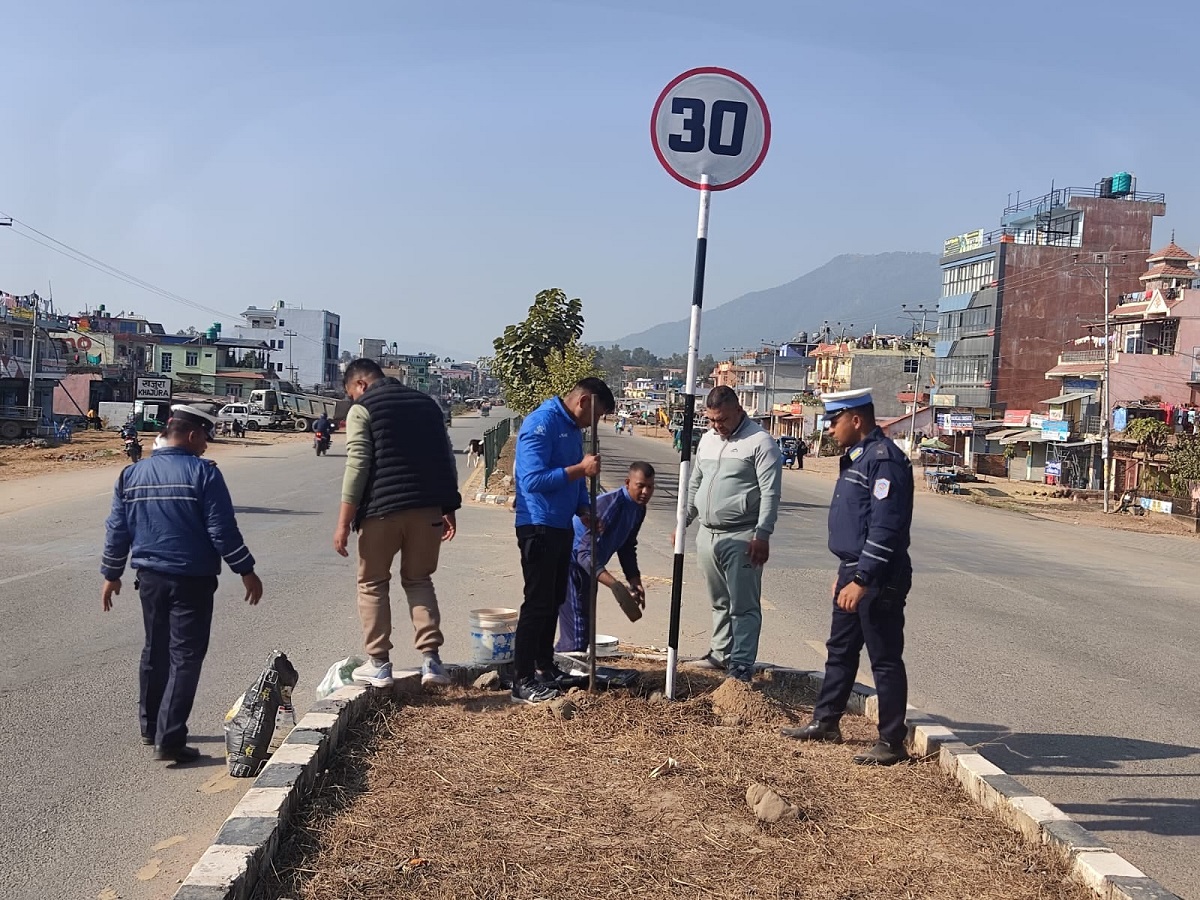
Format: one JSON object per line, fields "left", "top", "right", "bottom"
{"left": 259, "top": 664, "right": 1092, "bottom": 900}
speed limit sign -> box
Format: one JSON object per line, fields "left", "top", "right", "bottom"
{"left": 654, "top": 67, "right": 770, "bottom": 699}
{"left": 651, "top": 67, "right": 770, "bottom": 191}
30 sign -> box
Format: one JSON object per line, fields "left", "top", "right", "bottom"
{"left": 651, "top": 67, "right": 770, "bottom": 191}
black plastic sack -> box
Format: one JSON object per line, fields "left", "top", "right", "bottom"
{"left": 224, "top": 651, "right": 299, "bottom": 778}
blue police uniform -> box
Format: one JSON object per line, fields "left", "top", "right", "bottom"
{"left": 814, "top": 416, "right": 914, "bottom": 748}
{"left": 101, "top": 446, "right": 256, "bottom": 750}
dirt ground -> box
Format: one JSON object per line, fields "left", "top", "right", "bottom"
{"left": 259, "top": 663, "right": 1092, "bottom": 900}
{"left": 0, "top": 428, "right": 311, "bottom": 482}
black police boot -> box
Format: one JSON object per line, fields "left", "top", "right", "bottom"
{"left": 154, "top": 745, "right": 202, "bottom": 764}
{"left": 780, "top": 719, "right": 843, "bottom": 744}
{"left": 852, "top": 740, "right": 910, "bottom": 766}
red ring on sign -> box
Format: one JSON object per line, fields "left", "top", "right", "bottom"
{"left": 650, "top": 66, "right": 771, "bottom": 192}
{"left": 77, "top": 337, "right": 93, "bottom": 350}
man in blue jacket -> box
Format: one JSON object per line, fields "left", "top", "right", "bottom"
{"left": 557, "top": 462, "right": 655, "bottom": 654}
{"left": 101, "top": 405, "right": 263, "bottom": 763}
{"left": 511, "top": 377, "right": 615, "bottom": 704}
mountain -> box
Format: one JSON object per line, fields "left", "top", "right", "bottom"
{"left": 596, "top": 252, "right": 941, "bottom": 356}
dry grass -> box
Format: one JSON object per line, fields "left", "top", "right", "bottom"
{"left": 258, "top": 663, "right": 1091, "bottom": 900}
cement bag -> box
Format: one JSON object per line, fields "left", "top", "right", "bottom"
{"left": 224, "top": 651, "right": 299, "bottom": 778}
{"left": 315, "top": 656, "right": 364, "bottom": 700}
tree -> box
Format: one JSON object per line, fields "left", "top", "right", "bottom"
{"left": 1122, "top": 417, "right": 1171, "bottom": 490}
{"left": 491, "top": 288, "right": 595, "bottom": 415}
{"left": 1168, "top": 434, "right": 1200, "bottom": 486}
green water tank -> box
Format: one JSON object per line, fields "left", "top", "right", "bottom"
{"left": 1112, "top": 172, "right": 1132, "bottom": 195}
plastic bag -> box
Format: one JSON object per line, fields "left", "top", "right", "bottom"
{"left": 315, "top": 656, "right": 364, "bottom": 700}
{"left": 224, "top": 651, "right": 299, "bottom": 778}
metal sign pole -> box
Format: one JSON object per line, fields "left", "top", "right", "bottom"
{"left": 666, "top": 174, "right": 711, "bottom": 701}
{"left": 587, "top": 394, "right": 599, "bottom": 692}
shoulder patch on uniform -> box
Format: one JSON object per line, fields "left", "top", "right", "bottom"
{"left": 849, "top": 447, "right": 864, "bottom": 461}
{"left": 873, "top": 478, "right": 891, "bottom": 499}
{"left": 875, "top": 443, "right": 891, "bottom": 458}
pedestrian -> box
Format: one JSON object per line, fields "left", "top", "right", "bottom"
{"left": 100, "top": 404, "right": 263, "bottom": 763}
{"left": 87, "top": 407, "right": 100, "bottom": 430}
{"left": 556, "top": 461, "right": 655, "bottom": 654}
{"left": 679, "top": 386, "right": 782, "bottom": 683}
{"left": 511, "top": 376, "right": 615, "bottom": 704}
{"left": 333, "top": 359, "right": 461, "bottom": 690}
{"left": 796, "top": 437, "right": 808, "bottom": 469}
{"left": 782, "top": 388, "right": 914, "bottom": 766}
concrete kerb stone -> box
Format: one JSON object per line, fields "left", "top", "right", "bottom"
{"left": 171, "top": 681, "right": 383, "bottom": 900}
{"left": 172, "top": 655, "right": 1182, "bottom": 900}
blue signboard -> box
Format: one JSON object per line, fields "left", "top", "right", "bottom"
{"left": 1044, "top": 460, "right": 1062, "bottom": 476}
{"left": 1042, "top": 420, "right": 1070, "bottom": 441}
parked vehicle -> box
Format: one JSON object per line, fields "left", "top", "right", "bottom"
{"left": 247, "top": 381, "right": 341, "bottom": 432}
{"left": 215, "top": 403, "right": 279, "bottom": 431}
{"left": 0, "top": 406, "right": 39, "bottom": 440}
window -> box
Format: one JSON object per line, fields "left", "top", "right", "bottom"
{"left": 186, "top": 351, "right": 199, "bottom": 367}
{"left": 161, "top": 352, "right": 173, "bottom": 373}
{"left": 228, "top": 384, "right": 243, "bottom": 399}
{"left": 904, "top": 358, "right": 920, "bottom": 373}
{"left": 276, "top": 362, "right": 284, "bottom": 372}
{"left": 11, "top": 328, "right": 24, "bottom": 358}
{"left": 941, "top": 257, "right": 996, "bottom": 297}
{"left": 278, "top": 319, "right": 284, "bottom": 327}
{"left": 328, "top": 321, "right": 340, "bottom": 339}
{"left": 933, "top": 354, "right": 991, "bottom": 386}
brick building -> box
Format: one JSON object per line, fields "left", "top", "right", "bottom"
{"left": 936, "top": 176, "right": 1165, "bottom": 417}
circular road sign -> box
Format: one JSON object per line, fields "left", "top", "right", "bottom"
{"left": 651, "top": 67, "right": 770, "bottom": 191}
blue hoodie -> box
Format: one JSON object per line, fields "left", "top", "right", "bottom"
{"left": 514, "top": 397, "right": 589, "bottom": 528}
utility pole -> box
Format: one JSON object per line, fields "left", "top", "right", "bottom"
{"left": 1074, "top": 253, "right": 1125, "bottom": 513}
{"left": 27, "top": 294, "right": 40, "bottom": 412}
{"left": 283, "top": 329, "right": 298, "bottom": 385}
{"left": 900, "top": 303, "right": 931, "bottom": 456}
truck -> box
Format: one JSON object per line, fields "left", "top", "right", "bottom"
{"left": 215, "top": 402, "right": 281, "bottom": 431}
{"left": 0, "top": 405, "right": 40, "bottom": 440}
{"left": 246, "top": 381, "right": 342, "bottom": 432}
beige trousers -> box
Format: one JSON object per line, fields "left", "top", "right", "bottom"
{"left": 356, "top": 507, "right": 445, "bottom": 659}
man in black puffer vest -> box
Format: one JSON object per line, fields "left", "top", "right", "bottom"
{"left": 334, "top": 359, "right": 462, "bottom": 690}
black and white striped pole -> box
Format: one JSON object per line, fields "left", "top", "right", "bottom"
{"left": 651, "top": 68, "right": 770, "bottom": 699}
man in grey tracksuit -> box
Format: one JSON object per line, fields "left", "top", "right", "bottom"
{"left": 683, "top": 386, "right": 783, "bottom": 682}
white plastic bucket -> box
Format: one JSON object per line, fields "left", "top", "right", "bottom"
{"left": 469, "top": 607, "right": 519, "bottom": 665}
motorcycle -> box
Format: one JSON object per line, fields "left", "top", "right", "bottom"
{"left": 123, "top": 433, "right": 143, "bottom": 463}
{"left": 314, "top": 431, "right": 331, "bottom": 456}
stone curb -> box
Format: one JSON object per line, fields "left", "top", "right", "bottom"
{"left": 171, "top": 660, "right": 1181, "bottom": 900}
{"left": 473, "top": 491, "right": 513, "bottom": 505}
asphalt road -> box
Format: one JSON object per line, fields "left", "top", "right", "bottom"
{"left": 595, "top": 430, "right": 1200, "bottom": 898}
{"left": 2, "top": 418, "right": 1197, "bottom": 898}
{"left": 0, "top": 413, "right": 504, "bottom": 900}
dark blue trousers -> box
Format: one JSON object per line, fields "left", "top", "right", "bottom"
{"left": 812, "top": 573, "right": 909, "bottom": 746}
{"left": 137, "top": 570, "right": 217, "bottom": 749}
{"left": 556, "top": 562, "right": 592, "bottom": 653}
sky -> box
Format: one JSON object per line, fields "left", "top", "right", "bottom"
{"left": 2, "top": 0, "right": 1197, "bottom": 360}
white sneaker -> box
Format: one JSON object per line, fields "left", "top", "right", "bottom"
{"left": 352, "top": 659, "right": 394, "bottom": 688}
{"left": 421, "top": 654, "right": 451, "bottom": 687}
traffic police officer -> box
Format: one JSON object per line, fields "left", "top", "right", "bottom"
{"left": 783, "top": 388, "right": 914, "bottom": 766}
{"left": 101, "top": 404, "right": 264, "bottom": 763}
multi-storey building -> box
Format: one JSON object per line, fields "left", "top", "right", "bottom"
{"left": 936, "top": 174, "right": 1165, "bottom": 416}
{"left": 234, "top": 303, "right": 341, "bottom": 389}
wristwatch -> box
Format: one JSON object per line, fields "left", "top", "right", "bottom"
{"left": 852, "top": 570, "right": 871, "bottom": 587}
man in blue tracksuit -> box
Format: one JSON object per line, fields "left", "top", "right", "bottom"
{"left": 556, "top": 462, "right": 656, "bottom": 653}
{"left": 101, "top": 405, "right": 264, "bottom": 763}
{"left": 511, "top": 377, "right": 615, "bottom": 704}
{"left": 782, "top": 388, "right": 914, "bottom": 766}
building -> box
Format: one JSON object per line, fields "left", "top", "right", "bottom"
{"left": 234, "top": 302, "right": 341, "bottom": 389}
{"left": 154, "top": 335, "right": 271, "bottom": 400}
{"left": 935, "top": 174, "right": 1165, "bottom": 419}
{"left": 1045, "top": 241, "right": 1200, "bottom": 418}
{"left": 810, "top": 338, "right": 932, "bottom": 419}
{"left": 1, "top": 290, "right": 76, "bottom": 417}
